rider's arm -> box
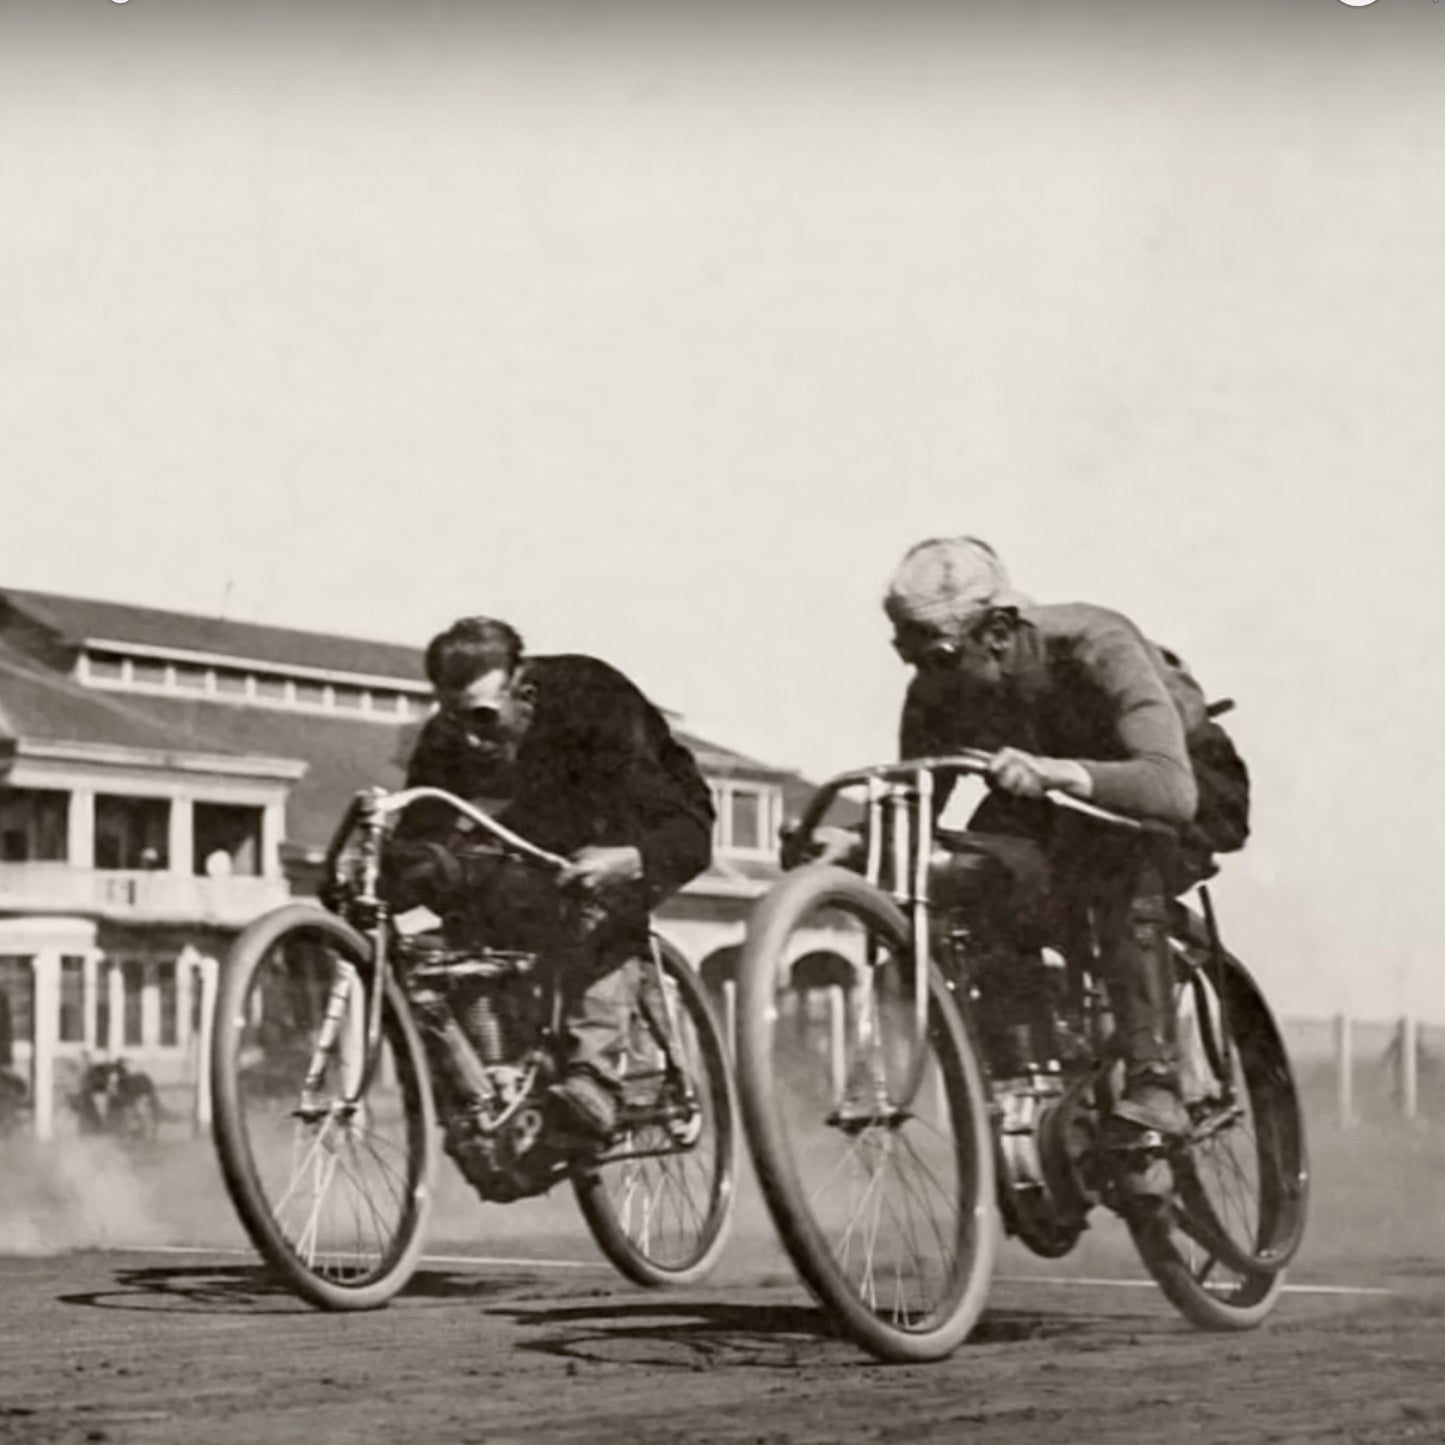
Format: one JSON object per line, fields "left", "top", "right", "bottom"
{"left": 1069, "top": 613, "right": 1198, "bottom": 824}
{"left": 616, "top": 717, "right": 714, "bottom": 898}
{"left": 564, "top": 659, "right": 715, "bottom": 899}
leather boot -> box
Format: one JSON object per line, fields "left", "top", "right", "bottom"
{"left": 1106, "top": 891, "right": 1189, "bottom": 1140}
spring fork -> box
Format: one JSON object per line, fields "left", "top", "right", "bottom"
{"left": 300, "top": 962, "right": 364, "bottom": 1109}
{"left": 863, "top": 775, "right": 885, "bottom": 887}
{"left": 333, "top": 789, "right": 390, "bottom": 1105}
{"left": 910, "top": 767, "right": 935, "bottom": 1096}
{"left": 854, "top": 777, "right": 887, "bottom": 1066}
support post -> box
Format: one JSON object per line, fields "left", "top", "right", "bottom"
{"left": 193, "top": 955, "right": 218, "bottom": 1133}
{"left": 720, "top": 978, "right": 737, "bottom": 1060}
{"left": 1333, "top": 1013, "right": 1353, "bottom": 1128}
{"left": 1398, "top": 1015, "right": 1420, "bottom": 1123}
{"left": 827, "top": 984, "right": 847, "bottom": 1100}
{"left": 31, "top": 952, "right": 58, "bottom": 1141}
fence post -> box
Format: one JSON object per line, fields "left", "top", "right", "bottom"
{"left": 1398, "top": 1015, "right": 1420, "bottom": 1123}
{"left": 1333, "top": 1013, "right": 1354, "bottom": 1128}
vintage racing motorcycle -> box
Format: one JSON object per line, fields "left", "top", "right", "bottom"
{"left": 210, "top": 785, "right": 737, "bottom": 1309}
{"left": 735, "top": 752, "right": 1308, "bottom": 1362}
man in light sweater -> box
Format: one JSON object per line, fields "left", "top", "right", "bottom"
{"left": 815, "top": 536, "right": 1246, "bottom": 1144}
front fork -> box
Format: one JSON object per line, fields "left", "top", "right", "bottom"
{"left": 302, "top": 789, "right": 394, "bottom": 1116}
{"left": 853, "top": 771, "right": 936, "bottom": 1113}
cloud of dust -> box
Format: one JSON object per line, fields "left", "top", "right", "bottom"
{"left": 0, "top": 1135, "right": 243, "bottom": 1257}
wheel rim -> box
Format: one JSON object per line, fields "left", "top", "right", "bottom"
{"left": 587, "top": 970, "right": 730, "bottom": 1272}
{"left": 757, "top": 897, "right": 987, "bottom": 1335}
{"left": 1142, "top": 1206, "right": 1283, "bottom": 1311}
{"left": 231, "top": 929, "right": 427, "bottom": 1288}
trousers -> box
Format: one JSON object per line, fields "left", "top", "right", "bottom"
{"left": 388, "top": 844, "right": 652, "bottom": 1088}
{"left": 963, "top": 794, "right": 1183, "bottom": 1074}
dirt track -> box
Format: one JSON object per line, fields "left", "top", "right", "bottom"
{"left": 2, "top": 1250, "right": 1443, "bottom": 1444}
{"left": 2, "top": 1127, "right": 1443, "bottom": 1445}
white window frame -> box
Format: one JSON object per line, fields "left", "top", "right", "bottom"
{"left": 710, "top": 780, "right": 780, "bottom": 858}
{"left": 78, "top": 645, "right": 431, "bottom": 725}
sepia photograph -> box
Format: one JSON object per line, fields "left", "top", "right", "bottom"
{"left": 0, "top": 0, "right": 1441, "bottom": 1439}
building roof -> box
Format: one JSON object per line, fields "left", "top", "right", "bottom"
{"left": 1, "top": 587, "right": 425, "bottom": 683}
{"left": 0, "top": 641, "right": 254, "bottom": 761}
{"left": 0, "top": 584, "right": 849, "bottom": 858}
{"left": 0, "top": 586, "right": 797, "bottom": 781}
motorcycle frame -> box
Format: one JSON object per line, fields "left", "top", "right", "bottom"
{"left": 311, "top": 785, "right": 700, "bottom": 1167}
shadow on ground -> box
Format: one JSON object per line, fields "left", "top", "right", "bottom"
{"left": 495, "top": 1296, "right": 1101, "bottom": 1371}
{"left": 56, "top": 1263, "right": 539, "bottom": 1316}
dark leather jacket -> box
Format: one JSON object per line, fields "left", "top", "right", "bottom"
{"left": 401, "top": 653, "right": 714, "bottom": 903}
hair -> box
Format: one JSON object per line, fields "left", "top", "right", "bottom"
{"left": 423, "top": 616, "right": 525, "bottom": 690}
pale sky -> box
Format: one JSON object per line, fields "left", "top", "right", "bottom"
{"left": 2, "top": 0, "right": 1443, "bottom": 1020}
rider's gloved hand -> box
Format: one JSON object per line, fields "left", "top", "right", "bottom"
{"left": 559, "top": 845, "right": 645, "bottom": 896}
{"left": 987, "top": 748, "right": 1093, "bottom": 801}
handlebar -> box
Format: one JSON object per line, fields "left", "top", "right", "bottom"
{"left": 795, "top": 750, "right": 1177, "bottom": 842}
{"left": 322, "top": 785, "right": 570, "bottom": 884}
{"left": 369, "top": 787, "right": 570, "bottom": 869}
{"left": 783, "top": 752, "right": 1180, "bottom": 1121}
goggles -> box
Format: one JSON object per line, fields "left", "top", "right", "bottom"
{"left": 891, "top": 634, "right": 965, "bottom": 672}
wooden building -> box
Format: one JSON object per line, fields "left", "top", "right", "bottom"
{"left": 0, "top": 588, "right": 839, "bottom": 1137}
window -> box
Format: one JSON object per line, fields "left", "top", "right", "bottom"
{"left": 59, "top": 957, "right": 86, "bottom": 1044}
{"left": 710, "top": 783, "right": 776, "bottom": 854}
{"left": 157, "top": 961, "right": 178, "bottom": 1047}
{"left": 174, "top": 663, "right": 208, "bottom": 691}
{"left": 0, "top": 787, "right": 69, "bottom": 862}
{"left": 132, "top": 657, "right": 167, "bottom": 687}
{"left": 0, "top": 957, "right": 33, "bottom": 1062}
{"left": 122, "top": 960, "right": 145, "bottom": 1047}
{"left": 254, "top": 674, "right": 288, "bottom": 700}
{"left": 95, "top": 795, "right": 170, "bottom": 870}
{"left": 87, "top": 652, "right": 125, "bottom": 682}
{"left": 193, "top": 802, "right": 262, "bottom": 877}
{"left": 333, "top": 685, "right": 365, "bottom": 711}
{"left": 293, "top": 680, "right": 326, "bottom": 707}
{"left": 95, "top": 961, "right": 113, "bottom": 1052}
{"left": 731, "top": 790, "right": 764, "bottom": 852}
{"left": 214, "top": 668, "right": 249, "bottom": 696}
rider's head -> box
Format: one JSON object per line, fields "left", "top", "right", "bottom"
{"left": 882, "top": 537, "right": 1030, "bottom": 689}
{"left": 424, "top": 617, "right": 533, "bottom": 767}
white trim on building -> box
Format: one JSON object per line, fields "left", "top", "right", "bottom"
{"left": 78, "top": 644, "right": 432, "bottom": 723}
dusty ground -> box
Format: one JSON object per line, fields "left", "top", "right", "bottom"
{"left": 1, "top": 1118, "right": 1442, "bottom": 1445}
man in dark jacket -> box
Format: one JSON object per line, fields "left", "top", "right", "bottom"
{"left": 816, "top": 537, "right": 1244, "bottom": 1146}
{"left": 399, "top": 615, "right": 714, "bottom": 1140}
